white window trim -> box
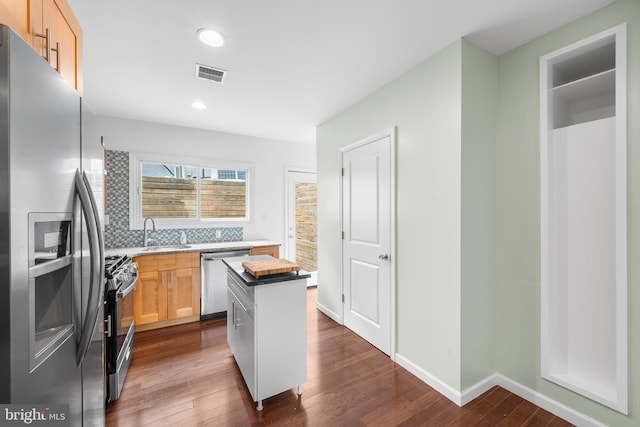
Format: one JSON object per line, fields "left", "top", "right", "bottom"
{"left": 129, "top": 151, "right": 254, "bottom": 230}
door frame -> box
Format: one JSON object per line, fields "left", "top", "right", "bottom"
{"left": 284, "top": 167, "right": 317, "bottom": 283}
{"left": 340, "top": 127, "right": 396, "bottom": 360}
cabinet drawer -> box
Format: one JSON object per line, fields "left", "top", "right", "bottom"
{"left": 157, "top": 253, "right": 176, "bottom": 271}
{"left": 175, "top": 252, "right": 192, "bottom": 269}
{"left": 227, "top": 271, "right": 255, "bottom": 303}
{"left": 250, "top": 245, "right": 279, "bottom": 258}
{"left": 135, "top": 251, "right": 200, "bottom": 272}
{"left": 133, "top": 254, "right": 157, "bottom": 271}
{"left": 227, "top": 284, "right": 254, "bottom": 323}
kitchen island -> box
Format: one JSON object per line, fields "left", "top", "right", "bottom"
{"left": 223, "top": 255, "right": 309, "bottom": 410}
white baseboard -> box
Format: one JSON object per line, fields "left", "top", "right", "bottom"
{"left": 395, "top": 353, "right": 465, "bottom": 405}
{"left": 495, "top": 374, "right": 607, "bottom": 427}
{"left": 460, "top": 374, "right": 498, "bottom": 405}
{"left": 315, "top": 302, "right": 342, "bottom": 324}
{"left": 394, "top": 354, "right": 606, "bottom": 427}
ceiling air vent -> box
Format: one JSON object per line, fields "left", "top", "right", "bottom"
{"left": 195, "top": 63, "right": 226, "bottom": 83}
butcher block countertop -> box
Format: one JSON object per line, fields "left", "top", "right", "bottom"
{"left": 242, "top": 258, "right": 301, "bottom": 278}
{"left": 223, "top": 255, "right": 310, "bottom": 286}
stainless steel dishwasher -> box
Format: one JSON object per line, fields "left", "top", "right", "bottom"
{"left": 201, "top": 250, "right": 251, "bottom": 319}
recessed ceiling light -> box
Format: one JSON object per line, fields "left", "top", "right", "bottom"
{"left": 191, "top": 101, "right": 207, "bottom": 110}
{"left": 197, "top": 28, "right": 225, "bottom": 47}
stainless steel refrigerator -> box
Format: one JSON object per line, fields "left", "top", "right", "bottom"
{"left": 0, "top": 24, "right": 106, "bottom": 426}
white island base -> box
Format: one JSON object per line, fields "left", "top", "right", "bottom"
{"left": 225, "top": 256, "right": 308, "bottom": 411}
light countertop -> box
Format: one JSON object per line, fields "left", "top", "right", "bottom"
{"left": 104, "top": 240, "right": 280, "bottom": 258}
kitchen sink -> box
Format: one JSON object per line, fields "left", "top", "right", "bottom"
{"left": 142, "top": 244, "right": 192, "bottom": 252}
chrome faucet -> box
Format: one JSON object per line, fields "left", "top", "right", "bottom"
{"left": 143, "top": 217, "right": 157, "bottom": 247}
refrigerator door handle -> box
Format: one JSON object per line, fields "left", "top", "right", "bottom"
{"left": 75, "top": 169, "right": 105, "bottom": 366}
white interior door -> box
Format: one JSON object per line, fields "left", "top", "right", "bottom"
{"left": 342, "top": 131, "right": 393, "bottom": 356}
{"left": 285, "top": 170, "right": 317, "bottom": 286}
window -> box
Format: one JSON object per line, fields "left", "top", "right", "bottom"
{"left": 130, "top": 154, "right": 251, "bottom": 228}
{"left": 141, "top": 162, "right": 198, "bottom": 219}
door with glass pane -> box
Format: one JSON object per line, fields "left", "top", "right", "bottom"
{"left": 285, "top": 170, "right": 317, "bottom": 286}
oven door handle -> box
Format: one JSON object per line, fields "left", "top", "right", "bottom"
{"left": 117, "top": 273, "right": 138, "bottom": 299}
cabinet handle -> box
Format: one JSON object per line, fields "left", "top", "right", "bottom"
{"left": 161, "top": 272, "right": 165, "bottom": 286}
{"left": 32, "top": 28, "right": 51, "bottom": 64}
{"left": 232, "top": 301, "right": 243, "bottom": 329}
{"left": 51, "top": 41, "right": 60, "bottom": 72}
{"left": 231, "top": 301, "right": 236, "bottom": 327}
{"left": 104, "top": 315, "right": 112, "bottom": 338}
{"left": 232, "top": 301, "right": 241, "bottom": 329}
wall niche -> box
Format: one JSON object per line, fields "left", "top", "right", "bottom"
{"left": 539, "top": 24, "right": 628, "bottom": 414}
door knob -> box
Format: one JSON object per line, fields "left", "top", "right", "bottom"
{"left": 379, "top": 253, "right": 389, "bottom": 260}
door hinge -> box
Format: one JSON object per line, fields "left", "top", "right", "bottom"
{"left": 341, "top": 231, "right": 344, "bottom": 239}
{"left": 342, "top": 294, "right": 345, "bottom": 303}
{"left": 341, "top": 167, "right": 344, "bottom": 176}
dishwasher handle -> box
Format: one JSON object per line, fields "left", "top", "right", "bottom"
{"left": 201, "top": 250, "right": 251, "bottom": 261}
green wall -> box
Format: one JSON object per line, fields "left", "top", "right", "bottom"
{"left": 460, "top": 39, "right": 498, "bottom": 389}
{"left": 317, "top": 39, "right": 499, "bottom": 391}
{"left": 317, "top": 0, "right": 638, "bottom": 424}
{"left": 317, "top": 39, "right": 464, "bottom": 388}
{"left": 495, "top": 0, "right": 639, "bottom": 424}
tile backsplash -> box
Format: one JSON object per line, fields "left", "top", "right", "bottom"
{"left": 105, "top": 150, "right": 243, "bottom": 248}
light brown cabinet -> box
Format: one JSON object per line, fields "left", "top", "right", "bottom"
{"left": 134, "top": 268, "right": 165, "bottom": 324}
{"left": 0, "top": 0, "right": 81, "bottom": 91}
{"left": 133, "top": 252, "right": 200, "bottom": 332}
{"left": 0, "top": 0, "right": 29, "bottom": 41}
{"left": 33, "top": 0, "right": 82, "bottom": 91}
{"left": 250, "top": 245, "right": 280, "bottom": 258}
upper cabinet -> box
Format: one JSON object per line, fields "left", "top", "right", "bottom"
{"left": 32, "top": 0, "right": 82, "bottom": 92}
{"left": 0, "top": 1, "right": 29, "bottom": 41}
{"left": 0, "top": 0, "right": 82, "bottom": 92}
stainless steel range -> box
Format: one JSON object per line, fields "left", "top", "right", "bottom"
{"left": 104, "top": 255, "right": 138, "bottom": 402}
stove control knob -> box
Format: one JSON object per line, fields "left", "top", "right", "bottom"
{"left": 128, "top": 262, "right": 139, "bottom": 273}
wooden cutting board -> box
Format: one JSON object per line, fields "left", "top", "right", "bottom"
{"left": 242, "top": 258, "right": 300, "bottom": 278}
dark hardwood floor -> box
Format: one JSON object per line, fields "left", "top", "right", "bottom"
{"left": 106, "top": 288, "right": 573, "bottom": 426}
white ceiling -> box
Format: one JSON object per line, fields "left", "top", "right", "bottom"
{"left": 68, "top": 0, "right": 614, "bottom": 144}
